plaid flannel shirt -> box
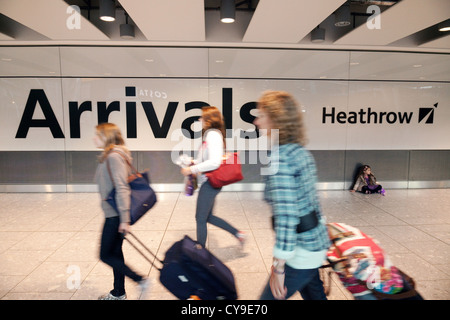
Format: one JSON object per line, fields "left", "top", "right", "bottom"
{"left": 264, "top": 144, "right": 330, "bottom": 260}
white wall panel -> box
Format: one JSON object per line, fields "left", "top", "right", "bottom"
{"left": 1, "top": 47, "right": 449, "bottom": 153}
{"left": 345, "top": 82, "right": 450, "bottom": 150}
{"left": 2, "top": 77, "right": 449, "bottom": 151}
{"left": 0, "top": 47, "right": 60, "bottom": 76}
{"left": 60, "top": 47, "right": 209, "bottom": 77}
{"left": 208, "top": 79, "right": 349, "bottom": 150}
{"left": 61, "top": 78, "right": 209, "bottom": 151}
{"left": 349, "top": 51, "right": 450, "bottom": 81}
{"left": 0, "top": 78, "right": 65, "bottom": 150}
{"left": 209, "top": 48, "right": 349, "bottom": 79}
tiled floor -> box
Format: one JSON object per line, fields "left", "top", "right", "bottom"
{"left": 0, "top": 189, "right": 449, "bottom": 300}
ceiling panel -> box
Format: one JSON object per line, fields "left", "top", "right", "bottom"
{"left": 243, "top": 0, "right": 346, "bottom": 43}
{"left": 0, "top": 32, "right": 13, "bottom": 40}
{"left": 119, "top": 0, "right": 205, "bottom": 41}
{"left": 0, "top": 0, "right": 109, "bottom": 40}
{"left": 334, "top": 0, "right": 450, "bottom": 46}
{"left": 0, "top": 0, "right": 448, "bottom": 52}
{"left": 419, "top": 34, "right": 450, "bottom": 49}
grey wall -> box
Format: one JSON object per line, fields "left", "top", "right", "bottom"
{"left": 1, "top": 150, "right": 448, "bottom": 191}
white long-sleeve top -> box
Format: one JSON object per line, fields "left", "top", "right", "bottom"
{"left": 190, "top": 130, "right": 224, "bottom": 181}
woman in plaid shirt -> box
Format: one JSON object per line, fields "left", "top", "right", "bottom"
{"left": 255, "top": 91, "right": 330, "bottom": 300}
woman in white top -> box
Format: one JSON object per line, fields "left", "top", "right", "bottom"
{"left": 181, "top": 106, "right": 245, "bottom": 247}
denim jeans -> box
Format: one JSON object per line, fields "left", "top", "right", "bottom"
{"left": 196, "top": 180, "right": 238, "bottom": 247}
{"left": 260, "top": 265, "right": 327, "bottom": 300}
{"left": 100, "top": 216, "right": 142, "bottom": 296}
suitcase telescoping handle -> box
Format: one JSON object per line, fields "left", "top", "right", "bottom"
{"left": 122, "top": 231, "right": 163, "bottom": 271}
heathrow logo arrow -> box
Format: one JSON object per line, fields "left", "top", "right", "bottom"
{"left": 418, "top": 103, "right": 438, "bottom": 124}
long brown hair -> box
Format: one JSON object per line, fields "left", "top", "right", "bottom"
{"left": 257, "top": 90, "right": 308, "bottom": 146}
{"left": 201, "top": 106, "right": 226, "bottom": 148}
{"left": 96, "top": 123, "right": 127, "bottom": 162}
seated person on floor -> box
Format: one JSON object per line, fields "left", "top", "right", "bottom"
{"left": 351, "top": 165, "right": 385, "bottom": 195}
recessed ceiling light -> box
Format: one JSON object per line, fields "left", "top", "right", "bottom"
{"left": 413, "top": 64, "right": 423, "bottom": 68}
{"left": 100, "top": 16, "right": 115, "bottom": 22}
{"left": 99, "top": 0, "right": 115, "bottom": 22}
{"left": 439, "top": 26, "right": 450, "bottom": 32}
{"left": 120, "top": 23, "right": 135, "bottom": 39}
{"left": 311, "top": 27, "right": 325, "bottom": 43}
{"left": 220, "top": 0, "right": 235, "bottom": 23}
{"left": 335, "top": 7, "right": 351, "bottom": 27}
{"left": 221, "top": 18, "right": 234, "bottom": 23}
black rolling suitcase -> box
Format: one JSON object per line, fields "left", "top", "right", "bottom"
{"left": 124, "top": 232, "right": 238, "bottom": 300}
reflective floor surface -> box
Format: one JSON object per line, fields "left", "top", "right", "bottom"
{"left": 0, "top": 189, "right": 449, "bottom": 300}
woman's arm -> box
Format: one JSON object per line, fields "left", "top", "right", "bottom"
{"left": 266, "top": 156, "right": 297, "bottom": 299}
{"left": 108, "top": 153, "right": 131, "bottom": 226}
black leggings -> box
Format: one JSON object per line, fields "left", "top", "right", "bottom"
{"left": 100, "top": 216, "right": 142, "bottom": 296}
{"left": 361, "top": 185, "right": 382, "bottom": 194}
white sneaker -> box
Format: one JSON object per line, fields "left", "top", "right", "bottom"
{"left": 98, "top": 292, "right": 127, "bottom": 300}
{"left": 236, "top": 231, "right": 246, "bottom": 248}
{"left": 137, "top": 277, "right": 151, "bottom": 299}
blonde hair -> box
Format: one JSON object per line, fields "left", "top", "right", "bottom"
{"left": 96, "top": 123, "right": 126, "bottom": 162}
{"left": 257, "top": 90, "right": 308, "bottom": 146}
{"left": 201, "top": 106, "right": 226, "bottom": 148}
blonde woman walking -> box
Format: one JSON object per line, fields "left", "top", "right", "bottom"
{"left": 94, "top": 123, "right": 149, "bottom": 300}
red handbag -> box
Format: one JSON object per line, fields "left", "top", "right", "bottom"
{"left": 205, "top": 152, "right": 244, "bottom": 188}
